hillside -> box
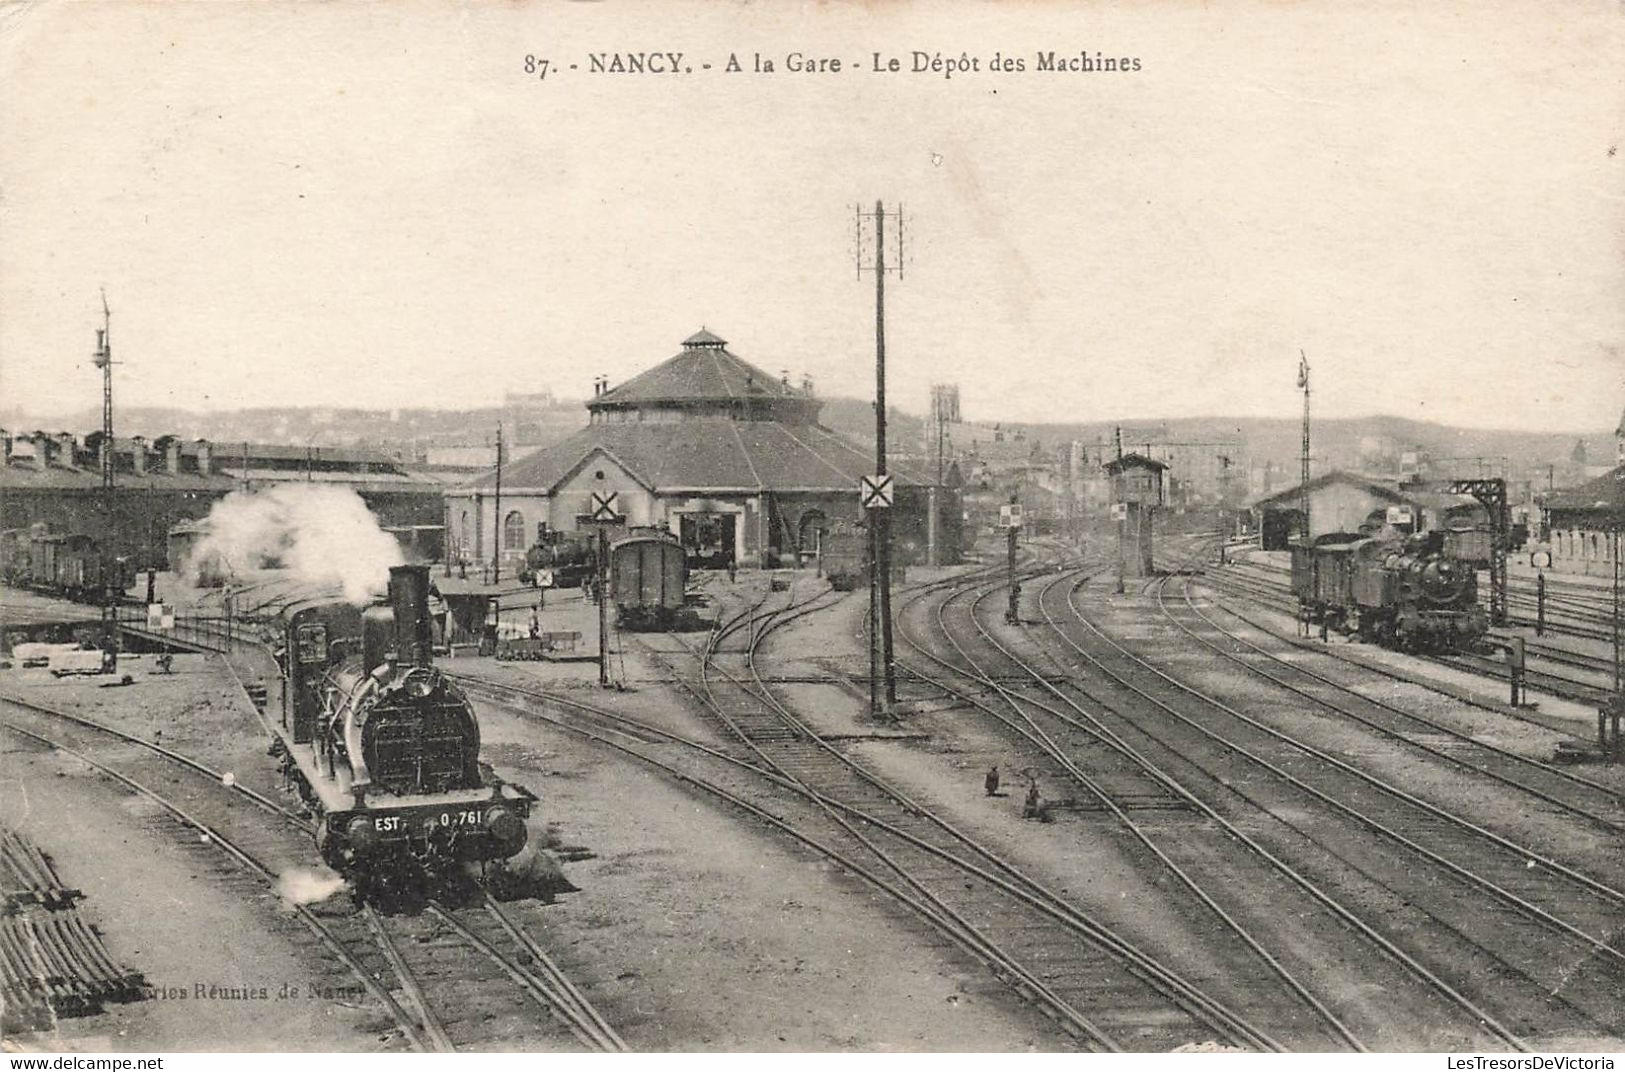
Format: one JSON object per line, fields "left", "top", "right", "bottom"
{"left": 5, "top": 396, "right": 1607, "bottom": 482}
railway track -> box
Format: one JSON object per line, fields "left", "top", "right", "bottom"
{"left": 681, "top": 577, "right": 1283, "bottom": 1051}
{"left": 462, "top": 572, "right": 1287, "bottom": 1051}
{"left": 1157, "top": 577, "right": 1625, "bottom": 830}
{"left": 0, "top": 692, "right": 623, "bottom": 1052}
{"left": 1030, "top": 564, "right": 1625, "bottom": 1042}
{"left": 894, "top": 551, "right": 1527, "bottom": 1050}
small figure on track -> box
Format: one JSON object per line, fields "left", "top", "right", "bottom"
{"left": 984, "top": 765, "right": 1000, "bottom": 797}
{"left": 1022, "top": 780, "right": 1053, "bottom": 822}
{"left": 1022, "top": 782, "right": 1041, "bottom": 819}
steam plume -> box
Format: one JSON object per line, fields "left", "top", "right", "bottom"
{"left": 276, "top": 866, "right": 348, "bottom": 906}
{"left": 185, "top": 485, "right": 403, "bottom": 603}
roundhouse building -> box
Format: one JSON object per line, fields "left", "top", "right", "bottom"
{"left": 447, "top": 329, "right": 960, "bottom": 570}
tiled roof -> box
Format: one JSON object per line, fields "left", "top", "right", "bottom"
{"left": 1546, "top": 466, "right": 1625, "bottom": 517}
{"left": 0, "top": 461, "right": 231, "bottom": 492}
{"left": 0, "top": 460, "right": 436, "bottom": 494}
{"left": 1102, "top": 452, "right": 1169, "bottom": 473}
{"left": 592, "top": 330, "right": 808, "bottom": 408}
{"left": 1249, "top": 470, "right": 1410, "bottom": 510}
{"left": 458, "top": 419, "right": 928, "bottom": 494}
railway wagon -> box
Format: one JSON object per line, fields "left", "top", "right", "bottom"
{"left": 1443, "top": 527, "right": 1494, "bottom": 566}
{"left": 269, "top": 565, "right": 535, "bottom": 885}
{"left": 0, "top": 529, "right": 26, "bottom": 586}
{"left": 609, "top": 528, "right": 696, "bottom": 630}
{"left": 12, "top": 529, "right": 130, "bottom": 603}
{"left": 1289, "top": 533, "right": 1361, "bottom": 621}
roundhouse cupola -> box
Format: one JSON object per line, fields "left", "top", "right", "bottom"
{"left": 588, "top": 329, "right": 822, "bottom": 426}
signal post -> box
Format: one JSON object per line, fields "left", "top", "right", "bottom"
{"left": 1001, "top": 498, "right": 1022, "bottom": 624}
{"left": 859, "top": 473, "right": 896, "bottom": 717}
{"left": 587, "top": 490, "right": 622, "bottom": 688}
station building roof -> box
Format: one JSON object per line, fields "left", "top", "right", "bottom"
{"left": 1248, "top": 470, "right": 1411, "bottom": 510}
{"left": 1545, "top": 465, "right": 1625, "bottom": 526}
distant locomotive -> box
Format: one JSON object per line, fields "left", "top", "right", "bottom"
{"left": 818, "top": 518, "right": 868, "bottom": 592}
{"left": 609, "top": 528, "right": 700, "bottom": 630}
{"left": 517, "top": 534, "right": 594, "bottom": 589}
{"left": 269, "top": 564, "right": 535, "bottom": 880}
{"left": 1291, "top": 531, "right": 1487, "bottom": 652}
{"left": 816, "top": 518, "right": 906, "bottom": 592}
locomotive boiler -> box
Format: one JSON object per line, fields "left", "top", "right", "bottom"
{"left": 1291, "top": 531, "right": 1487, "bottom": 652}
{"left": 270, "top": 564, "right": 534, "bottom": 875}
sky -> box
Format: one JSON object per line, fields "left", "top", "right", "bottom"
{"left": 1, "top": 0, "right": 1621, "bottom": 433}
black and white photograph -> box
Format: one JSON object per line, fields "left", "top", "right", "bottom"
{"left": 1, "top": 0, "right": 1623, "bottom": 1058}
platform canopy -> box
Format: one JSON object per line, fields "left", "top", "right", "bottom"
{"left": 1545, "top": 466, "right": 1625, "bottom": 529}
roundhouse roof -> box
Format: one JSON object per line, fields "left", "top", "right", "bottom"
{"left": 457, "top": 417, "right": 929, "bottom": 495}
{"left": 590, "top": 329, "right": 812, "bottom": 410}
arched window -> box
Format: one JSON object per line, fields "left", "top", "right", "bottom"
{"left": 503, "top": 510, "right": 526, "bottom": 550}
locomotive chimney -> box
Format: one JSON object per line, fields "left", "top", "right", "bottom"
{"left": 389, "top": 564, "right": 434, "bottom": 667}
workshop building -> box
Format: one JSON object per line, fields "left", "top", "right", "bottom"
{"left": 0, "top": 429, "right": 444, "bottom": 570}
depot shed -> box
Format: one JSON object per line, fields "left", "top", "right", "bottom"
{"left": 445, "top": 329, "right": 961, "bottom": 570}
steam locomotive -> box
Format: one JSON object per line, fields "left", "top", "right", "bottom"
{"left": 269, "top": 565, "right": 535, "bottom": 878}
{"left": 517, "top": 535, "right": 594, "bottom": 589}
{"left": 1290, "top": 531, "right": 1487, "bottom": 652}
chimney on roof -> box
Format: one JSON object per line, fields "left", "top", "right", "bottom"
{"left": 160, "top": 436, "right": 181, "bottom": 475}
{"left": 131, "top": 435, "right": 147, "bottom": 475}
{"left": 195, "top": 438, "right": 212, "bottom": 476}
{"left": 780, "top": 369, "right": 790, "bottom": 388}
{"left": 56, "top": 432, "right": 76, "bottom": 467}
{"left": 801, "top": 374, "right": 814, "bottom": 395}
{"left": 31, "top": 432, "right": 53, "bottom": 466}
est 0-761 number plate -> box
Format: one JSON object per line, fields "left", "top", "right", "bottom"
{"left": 371, "top": 808, "right": 485, "bottom": 836}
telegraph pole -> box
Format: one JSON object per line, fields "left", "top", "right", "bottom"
{"left": 1298, "top": 350, "right": 1311, "bottom": 541}
{"left": 857, "top": 201, "right": 903, "bottom": 713}
{"left": 93, "top": 291, "right": 119, "bottom": 669}
{"left": 492, "top": 423, "right": 504, "bottom": 585}
{"left": 1614, "top": 528, "right": 1621, "bottom": 699}
{"left": 1114, "top": 426, "right": 1126, "bottom": 594}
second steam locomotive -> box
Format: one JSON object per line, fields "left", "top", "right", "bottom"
{"left": 1291, "top": 531, "right": 1487, "bottom": 652}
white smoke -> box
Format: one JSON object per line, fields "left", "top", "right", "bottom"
{"left": 185, "top": 484, "right": 403, "bottom": 604}
{"left": 276, "top": 866, "right": 349, "bottom": 906}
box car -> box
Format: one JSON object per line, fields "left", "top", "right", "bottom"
{"left": 610, "top": 528, "right": 699, "bottom": 630}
